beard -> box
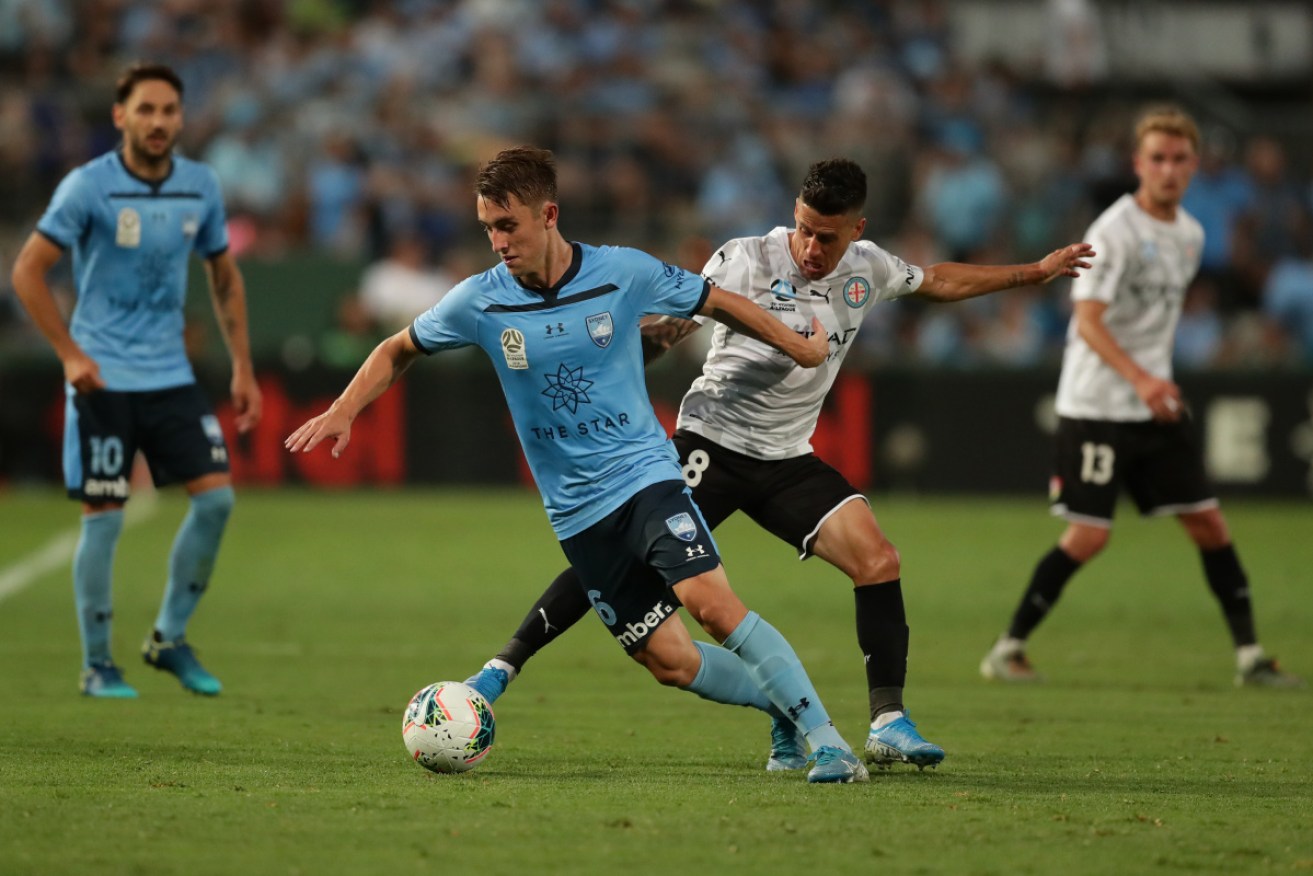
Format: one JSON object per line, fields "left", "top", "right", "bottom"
{"left": 126, "top": 129, "right": 176, "bottom": 166}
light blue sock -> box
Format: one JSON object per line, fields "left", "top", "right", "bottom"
{"left": 74, "top": 509, "right": 124, "bottom": 666}
{"left": 724, "top": 611, "right": 848, "bottom": 753}
{"left": 155, "top": 486, "right": 234, "bottom": 641}
{"left": 683, "top": 640, "right": 787, "bottom": 720}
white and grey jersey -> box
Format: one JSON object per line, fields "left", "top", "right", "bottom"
{"left": 677, "top": 226, "right": 922, "bottom": 459}
{"left": 1056, "top": 194, "right": 1203, "bottom": 421}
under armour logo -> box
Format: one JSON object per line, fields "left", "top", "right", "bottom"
{"left": 786, "top": 697, "right": 811, "bottom": 721}
{"left": 686, "top": 544, "right": 706, "bottom": 558}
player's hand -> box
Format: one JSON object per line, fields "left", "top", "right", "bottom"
{"left": 63, "top": 350, "right": 106, "bottom": 394}
{"left": 1134, "top": 374, "right": 1184, "bottom": 422}
{"left": 231, "top": 368, "right": 263, "bottom": 434}
{"left": 794, "top": 317, "right": 830, "bottom": 368}
{"left": 1036, "top": 243, "right": 1096, "bottom": 284}
{"left": 285, "top": 406, "right": 353, "bottom": 458}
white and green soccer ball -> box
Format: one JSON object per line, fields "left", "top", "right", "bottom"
{"left": 402, "top": 681, "right": 496, "bottom": 774}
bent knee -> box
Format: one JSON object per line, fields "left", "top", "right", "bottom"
{"left": 850, "top": 540, "right": 901, "bottom": 585}
{"left": 633, "top": 648, "right": 699, "bottom": 688}
{"left": 1059, "top": 524, "right": 1109, "bottom": 562}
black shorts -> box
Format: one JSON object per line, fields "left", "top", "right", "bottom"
{"left": 1050, "top": 416, "right": 1217, "bottom": 527}
{"left": 559, "top": 479, "right": 721, "bottom": 654}
{"left": 63, "top": 384, "right": 230, "bottom": 504}
{"left": 673, "top": 429, "right": 868, "bottom": 558}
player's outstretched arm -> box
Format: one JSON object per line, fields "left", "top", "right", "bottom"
{"left": 639, "top": 315, "right": 702, "bottom": 364}
{"left": 10, "top": 232, "right": 105, "bottom": 394}
{"left": 285, "top": 329, "right": 423, "bottom": 458}
{"left": 917, "top": 243, "right": 1096, "bottom": 302}
{"left": 205, "top": 251, "right": 262, "bottom": 433}
{"left": 1072, "top": 299, "right": 1183, "bottom": 422}
{"left": 698, "top": 285, "right": 829, "bottom": 367}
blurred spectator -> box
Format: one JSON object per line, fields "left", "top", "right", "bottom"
{"left": 1181, "top": 128, "right": 1253, "bottom": 312}
{"left": 1174, "top": 279, "right": 1225, "bottom": 369}
{"left": 1232, "top": 136, "right": 1311, "bottom": 307}
{"left": 1262, "top": 223, "right": 1313, "bottom": 366}
{"left": 319, "top": 295, "right": 382, "bottom": 370}
{"left": 358, "top": 234, "right": 457, "bottom": 333}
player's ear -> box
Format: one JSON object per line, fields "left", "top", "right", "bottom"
{"left": 541, "top": 201, "right": 559, "bottom": 229}
{"left": 851, "top": 216, "right": 867, "bottom": 240}
{"left": 111, "top": 102, "right": 126, "bottom": 132}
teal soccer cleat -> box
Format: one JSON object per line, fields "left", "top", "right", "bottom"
{"left": 806, "top": 746, "right": 870, "bottom": 784}
{"left": 143, "top": 634, "right": 222, "bottom": 696}
{"left": 464, "top": 666, "right": 510, "bottom": 704}
{"left": 80, "top": 661, "right": 138, "bottom": 698}
{"left": 765, "top": 714, "right": 807, "bottom": 772}
{"left": 864, "top": 714, "right": 945, "bottom": 770}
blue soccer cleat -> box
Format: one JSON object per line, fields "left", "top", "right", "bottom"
{"left": 80, "top": 661, "right": 138, "bottom": 698}
{"left": 864, "top": 714, "right": 945, "bottom": 770}
{"left": 765, "top": 714, "right": 807, "bottom": 772}
{"left": 142, "top": 634, "right": 222, "bottom": 696}
{"left": 806, "top": 746, "right": 870, "bottom": 784}
{"left": 464, "top": 666, "right": 510, "bottom": 704}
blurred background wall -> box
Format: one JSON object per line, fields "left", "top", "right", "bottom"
{"left": 1, "top": 0, "right": 1311, "bottom": 495}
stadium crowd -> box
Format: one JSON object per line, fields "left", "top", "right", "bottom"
{"left": 2, "top": 0, "right": 1311, "bottom": 368}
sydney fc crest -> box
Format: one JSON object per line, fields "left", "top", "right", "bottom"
{"left": 843, "top": 277, "right": 871, "bottom": 308}
{"left": 665, "top": 512, "right": 698, "bottom": 542}
{"left": 586, "top": 312, "right": 614, "bottom": 348}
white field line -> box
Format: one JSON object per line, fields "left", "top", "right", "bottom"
{"left": 0, "top": 495, "right": 159, "bottom": 604}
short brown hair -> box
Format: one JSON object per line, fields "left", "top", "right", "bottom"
{"left": 475, "top": 146, "right": 558, "bottom": 210}
{"left": 1135, "top": 106, "right": 1199, "bottom": 153}
{"left": 115, "top": 63, "right": 184, "bottom": 104}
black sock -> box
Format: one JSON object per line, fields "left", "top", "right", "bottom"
{"left": 855, "top": 580, "right": 908, "bottom": 722}
{"left": 1201, "top": 543, "right": 1256, "bottom": 647}
{"left": 494, "top": 567, "right": 593, "bottom": 673}
{"left": 1006, "top": 546, "right": 1081, "bottom": 641}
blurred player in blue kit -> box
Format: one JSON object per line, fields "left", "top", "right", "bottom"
{"left": 464, "top": 158, "right": 1095, "bottom": 770}
{"left": 11, "top": 63, "right": 262, "bottom": 698}
{"left": 287, "top": 146, "right": 872, "bottom": 782}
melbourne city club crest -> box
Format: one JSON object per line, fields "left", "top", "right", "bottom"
{"left": 586, "top": 312, "right": 614, "bottom": 348}
{"left": 665, "top": 512, "right": 697, "bottom": 542}
{"left": 843, "top": 276, "right": 871, "bottom": 308}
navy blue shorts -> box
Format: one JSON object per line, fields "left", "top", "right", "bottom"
{"left": 63, "top": 384, "right": 230, "bottom": 504}
{"left": 559, "top": 479, "right": 721, "bottom": 654}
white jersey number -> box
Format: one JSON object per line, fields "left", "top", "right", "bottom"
{"left": 1079, "top": 442, "right": 1116, "bottom": 485}
{"left": 682, "top": 449, "right": 711, "bottom": 488}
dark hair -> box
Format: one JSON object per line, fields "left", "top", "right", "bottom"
{"left": 115, "top": 63, "right": 184, "bottom": 104}
{"left": 475, "top": 146, "right": 558, "bottom": 210}
{"left": 799, "top": 158, "right": 867, "bottom": 215}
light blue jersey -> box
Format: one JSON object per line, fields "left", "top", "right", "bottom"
{"left": 411, "top": 243, "right": 709, "bottom": 538}
{"left": 36, "top": 150, "right": 230, "bottom": 391}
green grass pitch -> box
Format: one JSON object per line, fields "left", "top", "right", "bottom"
{"left": 1, "top": 489, "right": 1310, "bottom": 875}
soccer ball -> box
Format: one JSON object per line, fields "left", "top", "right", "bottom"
{"left": 402, "top": 681, "right": 495, "bottom": 774}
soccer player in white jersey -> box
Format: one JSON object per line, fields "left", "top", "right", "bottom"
{"left": 464, "top": 158, "right": 1095, "bottom": 770}
{"left": 288, "top": 147, "right": 878, "bottom": 782}
{"left": 980, "top": 107, "right": 1303, "bottom": 688}
{"left": 11, "top": 64, "right": 262, "bottom": 698}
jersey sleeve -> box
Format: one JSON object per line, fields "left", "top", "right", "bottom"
{"left": 35, "top": 168, "right": 93, "bottom": 250}
{"left": 194, "top": 167, "right": 231, "bottom": 258}
{"left": 1069, "top": 228, "right": 1125, "bottom": 304}
{"left": 869, "top": 246, "right": 923, "bottom": 302}
{"left": 629, "top": 248, "right": 709, "bottom": 319}
{"left": 409, "top": 277, "right": 480, "bottom": 353}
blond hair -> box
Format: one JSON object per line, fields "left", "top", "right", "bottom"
{"left": 1134, "top": 106, "right": 1200, "bottom": 152}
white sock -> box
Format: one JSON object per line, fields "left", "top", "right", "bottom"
{"left": 1236, "top": 644, "right": 1265, "bottom": 671}
{"left": 995, "top": 636, "right": 1025, "bottom": 656}
{"left": 485, "top": 658, "right": 518, "bottom": 682}
{"left": 872, "top": 710, "right": 904, "bottom": 731}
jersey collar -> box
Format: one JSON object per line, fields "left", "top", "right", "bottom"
{"left": 514, "top": 242, "right": 583, "bottom": 302}
{"left": 115, "top": 147, "right": 176, "bottom": 192}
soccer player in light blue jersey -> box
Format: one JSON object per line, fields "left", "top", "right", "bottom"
{"left": 287, "top": 146, "right": 869, "bottom": 782}
{"left": 11, "top": 64, "right": 261, "bottom": 698}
